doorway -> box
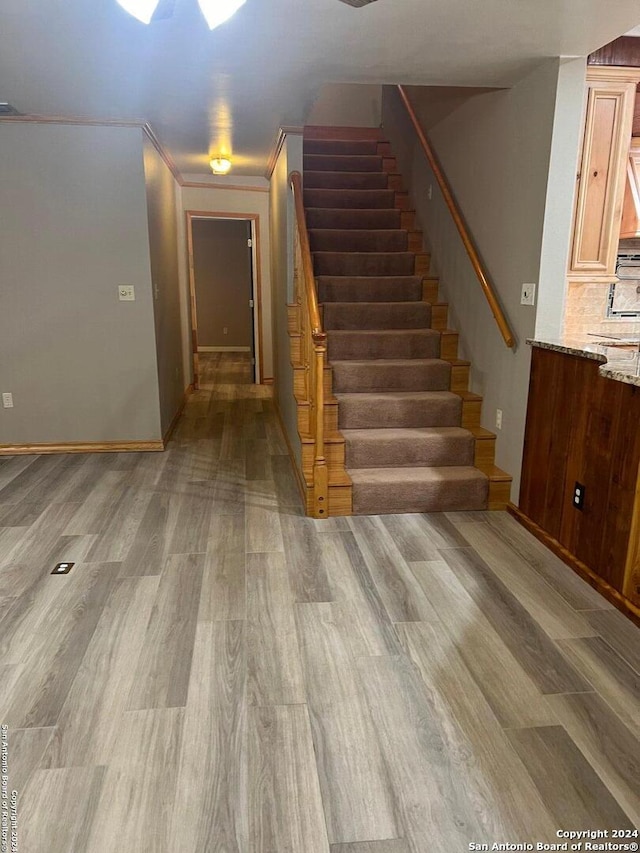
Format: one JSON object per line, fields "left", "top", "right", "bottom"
{"left": 187, "top": 212, "right": 261, "bottom": 388}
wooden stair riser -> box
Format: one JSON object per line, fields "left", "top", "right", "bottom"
{"left": 328, "top": 484, "right": 353, "bottom": 516}
{"left": 430, "top": 303, "right": 448, "bottom": 330}
{"left": 400, "top": 210, "right": 416, "bottom": 230}
{"left": 422, "top": 277, "right": 440, "bottom": 303}
{"left": 407, "top": 230, "right": 424, "bottom": 252}
{"left": 387, "top": 174, "right": 404, "bottom": 192}
{"left": 414, "top": 253, "right": 430, "bottom": 276}
{"left": 382, "top": 156, "right": 397, "bottom": 173}
{"left": 449, "top": 363, "right": 470, "bottom": 393}
{"left": 461, "top": 396, "right": 482, "bottom": 429}
{"left": 395, "top": 192, "right": 410, "bottom": 210}
{"left": 377, "top": 141, "right": 392, "bottom": 156}
{"left": 488, "top": 477, "right": 511, "bottom": 511}
{"left": 439, "top": 330, "right": 459, "bottom": 360}
{"left": 473, "top": 434, "right": 497, "bottom": 473}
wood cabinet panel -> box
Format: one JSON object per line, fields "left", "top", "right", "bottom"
{"left": 520, "top": 348, "right": 640, "bottom": 605}
{"left": 570, "top": 80, "right": 636, "bottom": 278}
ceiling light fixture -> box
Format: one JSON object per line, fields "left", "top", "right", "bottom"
{"left": 210, "top": 157, "right": 232, "bottom": 174}
{"left": 116, "top": 0, "right": 246, "bottom": 28}
{"left": 115, "top": 0, "right": 161, "bottom": 24}
{"left": 197, "top": 0, "right": 246, "bottom": 29}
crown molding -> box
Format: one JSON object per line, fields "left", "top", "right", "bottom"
{"left": 0, "top": 113, "right": 183, "bottom": 184}
{"left": 1, "top": 113, "right": 280, "bottom": 190}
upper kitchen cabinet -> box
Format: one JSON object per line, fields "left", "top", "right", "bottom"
{"left": 569, "top": 69, "right": 637, "bottom": 281}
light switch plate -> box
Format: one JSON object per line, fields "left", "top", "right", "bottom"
{"left": 521, "top": 282, "right": 536, "bottom": 306}
{"left": 2, "top": 392, "right": 13, "bottom": 409}
{"left": 118, "top": 285, "right": 135, "bottom": 301}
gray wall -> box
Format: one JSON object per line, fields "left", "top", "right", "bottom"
{"left": 0, "top": 123, "right": 162, "bottom": 445}
{"left": 270, "top": 132, "right": 303, "bottom": 471}
{"left": 382, "top": 59, "right": 580, "bottom": 501}
{"left": 192, "top": 219, "right": 253, "bottom": 349}
{"left": 306, "top": 84, "right": 383, "bottom": 128}
{"left": 143, "top": 138, "right": 186, "bottom": 435}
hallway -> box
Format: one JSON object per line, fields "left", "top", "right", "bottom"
{"left": 0, "top": 353, "right": 638, "bottom": 852}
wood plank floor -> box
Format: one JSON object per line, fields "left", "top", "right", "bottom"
{"left": 1, "top": 352, "right": 639, "bottom": 852}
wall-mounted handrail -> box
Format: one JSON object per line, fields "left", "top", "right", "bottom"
{"left": 397, "top": 85, "right": 515, "bottom": 349}
{"left": 289, "top": 170, "right": 329, "bottom": 518}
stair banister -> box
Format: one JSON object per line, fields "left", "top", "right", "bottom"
{"left": 397, "top": 85, "right": 516, "bottom": 349}
{"left": 289, "top": 170, "right": 329, "bottom": 517}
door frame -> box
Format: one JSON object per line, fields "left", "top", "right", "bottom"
{"left": 185, "top": 209, "right": 263, "bottom": 388}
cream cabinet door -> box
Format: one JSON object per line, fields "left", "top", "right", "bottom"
{"left": 570, "top": 78, "right": 636, "bottom": 279}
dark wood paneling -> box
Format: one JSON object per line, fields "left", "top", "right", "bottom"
{"left": 520, "top": 348, "right": 640, "bottom": 600}
{"left": 633, "top": 90, "right": 640, "bottom": 137}
{"left": 519, "top": 348, "right": 577, "bottom": 540}
{"left": 589, "top": 37, "right": 640, "bottom": 68}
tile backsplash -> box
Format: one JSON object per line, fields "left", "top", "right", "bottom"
{"left": 564, "top": 281, "right": 640, "bottom": 340}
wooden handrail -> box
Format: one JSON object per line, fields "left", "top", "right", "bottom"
{"left": 289, "top": 170, "right": 328, "bottom": 518}
{"left": 397, "top": 85, "right": 515, "bottom": 349}
{"left": 290, "top": 171, "right": 325, "bottom": 345}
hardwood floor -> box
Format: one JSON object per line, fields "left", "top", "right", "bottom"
{"left": 0, "top": 352, "right": 638, "bottom": 852}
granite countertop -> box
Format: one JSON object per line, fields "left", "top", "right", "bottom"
{"left": 527, "top": 337, "right": 640, "bottom": 388}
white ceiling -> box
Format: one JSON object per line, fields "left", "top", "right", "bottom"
{"left": 1, "top": 0, "right": 639, "bottom": 176}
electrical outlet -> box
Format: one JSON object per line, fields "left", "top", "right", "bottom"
{"left": 496, "top": 408, "right": 503, "bottom": 430}
{"left": 428, "top": 184, "right": 433, "bottom": 200}
{"left": 573, "top": 482, "right": 585, "bottom": 510}
{"left": 521, "top": 282, "right": 536, "bottom": 306}
{"left": 2, "top": 392, "right": 13, "bottom": 409}
{"left": 118, "top": 285, "right": 135, "bottom": 301}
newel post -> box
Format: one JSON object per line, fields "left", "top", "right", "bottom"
{"left": 312, "top": 331, "right": 329, "bottom": 518}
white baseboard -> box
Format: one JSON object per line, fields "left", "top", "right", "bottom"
{"left": 198, "top": 346, "right": 252, "bottom": 352}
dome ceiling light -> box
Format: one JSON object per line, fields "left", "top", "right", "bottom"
{"left": 210, "top": 157, "right": 232, "bottom": 174}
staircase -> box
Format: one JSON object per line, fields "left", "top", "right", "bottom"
{"left": 295, "top": 126, "right": 511, "bottom": 515}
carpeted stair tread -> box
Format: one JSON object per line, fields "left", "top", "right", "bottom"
{"left": 304, "top": 154, "right": 383, "bottom": 172}
{"left": 304, "top": 171, "right": 389, "bottom": 190}
{"left": 342, "top": 427, "right": 475, "bottom": 469}
{"left": 328, "top": 329, "right": 441, "bottom": 360}
{"left": 306, "top": 209, "right": 402, "bottom": 230}
{"left": 304, "top": 139, "right": 381, "bottom": 155}
{"left": 336, "top": 391, "right": 462, "bottom": 429}
{"left": 314, "top": 252, "right": 415, "bottom": 277}
{"left": 323, "top": 301, "right": 431, "bottom": 329}
{"left": 301, "top": 127, "right": 491, "bottom": 514}
{"left": 317, "top": 276, "right": 423, "bottom": 303}
{"left": 331, "top": 359, "right": 451, "bottom": 393}
{"left": 304, "top": 189, "right": 396, "bottom": 209}
{"left": 310, "top": 230, "right": 408, "bottom": 253}
{"left": 349, "top": 466, "right": 488, "bottom": 515}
